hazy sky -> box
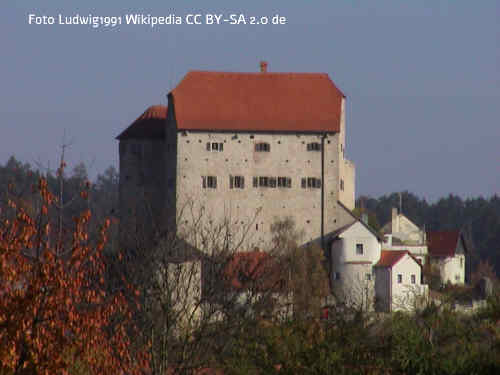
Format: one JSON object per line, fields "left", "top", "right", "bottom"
{"left": 1, "top": 1, "right": 498, "bottom": 202}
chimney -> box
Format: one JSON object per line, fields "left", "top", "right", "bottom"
{"left": 260, "top": 61, "right": 268, "bottom": 73}
{"left": 361, "top": 213, "right": 369, "bottom": 225}
{"left": 392, "top": 207, "right": 399, "bottom": 233}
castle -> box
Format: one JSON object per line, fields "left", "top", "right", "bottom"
{"left": 117, "top": 63, "right": 442, "bottom": 312}
{"left": 117, "top": 62, "right": 356, "bottom": 251}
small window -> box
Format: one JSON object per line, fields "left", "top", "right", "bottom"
{"left": 255, "top": 142, "right": 270, "bottom": 152}
{"left": 307, "top": 142, "right": 322, "bottom": 151}
{"left": 253, "top": 177, "right": 258, "bottom": 188}
{"left": 269, "top": 177, "right": 276, "bottom": 188}
{"left": 460, "top": 258, "right": 464, "bottom": 268}
{"left": 365, "top": 273, "right": 371, "bottom": 281}
{"left": 411, "top": 274, "right": 416, "bottom": 284}
{"left": 207, "top": 142, "right": 224, "bottom": 152}
{"left": 397, "top": 274, "right": 402, "bottom": 284}
{"left": 305, "top": 177, "right": 321, "bottom": 188}
{"left": 356, "top": 243, "right": 363, "bottom": 255}
{"left": 230, "top": 175, "right": 245, "bottom": 189}
{"left": 301, "top": 178, "right": 306, "bottom": 188}
{"left": 334, "top": 272, "right": 341, "bottom": 280}
{"left": 277, "top": 177, "right": 291, "bottom": 188}
{"left": 202, "top": 176, "right": 217, "bottom": 189}
{"left": 455, "top": 275, "right": 460, "bottom": 281}
{"left": 130, "top": 143, "right": 142, "bottom": 157}
{"left": 258, "top": 176, "right": 269, "bottom": 187}
{"left": 340, "top": 179, "right": 344, "bottom": 191}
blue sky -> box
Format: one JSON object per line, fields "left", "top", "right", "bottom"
{"left": 1, "top": 0, "right": 498, "bottom": 201}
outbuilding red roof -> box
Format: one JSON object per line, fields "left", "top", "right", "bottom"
{"left": 223, "top": 251, "right": 283, "bottom": 291}
{"left": 169, "top": 70, "right": 344, "bottom": 133}
{"left": 375, "top": 250, "right": 421, "bottom": 268}
{"left": 427, "top": 231, "right": 460, "bottom": 257}
{"left": 116, "top": 105, "right": 167, "bottom": 140}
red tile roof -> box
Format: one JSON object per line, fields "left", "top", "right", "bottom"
{"left": 169, "top": 71, "right": 344, "bottom": 133}
{"left": 375, "top": 250, "right": 421, "bottom": 268}
{"left": 344, "top": 261, "right": 373, "bottom": 265}
{"left": 427, "top": 231, "right": 460, "bottom": 257}
{"left": 223, "top": 251, "right": 283, "bottom": 291}
{"left": 116, "top": 105, "right": 167, "bottom": 140}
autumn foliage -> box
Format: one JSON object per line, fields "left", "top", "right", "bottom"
{"left": 0, "top": 177, "right": 148, "bottom": 374}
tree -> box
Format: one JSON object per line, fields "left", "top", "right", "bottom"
{"left": 0, "top": 176, "right": 148, "bottom": 374}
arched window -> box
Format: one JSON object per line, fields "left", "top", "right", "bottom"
{"left": 255, "top": 142, "right": 270, "bottom": 152}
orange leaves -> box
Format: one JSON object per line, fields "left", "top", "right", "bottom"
{"left": 0, "top": 177, "right": 148, "bottom": 374}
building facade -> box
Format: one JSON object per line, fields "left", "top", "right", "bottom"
{"left": 330, "top": 217, "right": 382, "bottom": 310}
{"left": 117, "top": 63, "right": 356, "bottom": 252}
{"left": 374, "top": 250, "right": 428, "bottom": 312}
{"left": 427, "top": 230, "right": 469, "bottom": 285}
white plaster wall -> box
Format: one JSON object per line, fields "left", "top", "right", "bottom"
{"left": 332, "top": 222, "right": 381, "bottom": 265}
{"left": 167, "top": 260, "right": 202, "bottom": 330}
{"left": 176, "top": 131, "right": 341, "bottom": 250}
{"left": 391, "top": 254, "right": 425, "bottom": 311}
{"left": 337, "top": 98, "right": 356, "bottom": 211}
{"left": 391, "top": 215, "right": 425, "bottom": 244}
{"left": 340, "top": 159, "right": 355, "bottom": 210}
{"left": 436, "top": 254, "right": 465, "bottom": 284}
{"left": 330, "top": 222, "right": 381, "bottom": 309}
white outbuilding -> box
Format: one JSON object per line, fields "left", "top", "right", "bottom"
{"left": 374, "top": 250, "right": 428, "bottom": 312}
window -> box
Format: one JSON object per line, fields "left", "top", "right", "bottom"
{"left": 356, "top": 243, "right": 364, "bottom": 255}
{"left": 340, "top": 179, "right": 344, "bottom": 191}
{"left": 206, "top": 142, "right": 224, "bottom": 152}
{"left": 333, "top": 272, "right": 341, "bottom": 280}
{"left": 460, "top": 257, "right": 464, "bottom": 268}
{"left": 397, "top": 274, "right": 402, "bottom": 284}
{"left": 269, "top": 177, "right": 276, "bottom": 188}
{"left": 255, "top": 142, "right": 270, "bottom": 152}
{"left": 277, "top": 177, "right": 291, "bottom": 188}
{"left": 259, "top": 176, "right": 269, "bottom": 187}
{"left": 302, "top": 177, "right": 321, "bottom": 189}
{"left": 229, "top": 175, "right": 245, "bottom": 189}
{"left": 253, "top": 177, "right": 258, "bottom": 187}
{"left": 365, "top": 273, "right": 371, "bottom": 281}
{"left": 202, "top": 176, "right": 217, "bottom": 189}
{"left": 130, "top": 143, "right": 142, "bottom": 157}
{"left": 455, "top": 275, "right": 460, "bottom": 281}
{"left": 411, "top": 274, "right": 416, "bottom": 284}
{"left": 307, "top": 142, "right": 322, "bottom": 151}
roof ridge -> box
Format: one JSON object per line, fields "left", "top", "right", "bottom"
{"left": 187, "top": 70, "right": 330, "bottom": 76}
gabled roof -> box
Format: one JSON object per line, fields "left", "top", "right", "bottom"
{"left": 116, "top": 105, "right": 167, "bottom": 140}
{"left": 169, "top": 70, "right": 344, "bottom": 133}
{"left": 427, "top": 231, "right": 461, "bottom": 257}
{"left": 375, "top": 250, "right": 421, "bottom": 268}
{"left": 223, "top": 251, "right": 283, "bottom": 292}
{"left": 335, "top": 201, "right": 384, "bottom": 242}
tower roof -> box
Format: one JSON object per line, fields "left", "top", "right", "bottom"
{"left": 116, "top": 105, "right": 167, "bottom": 140}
